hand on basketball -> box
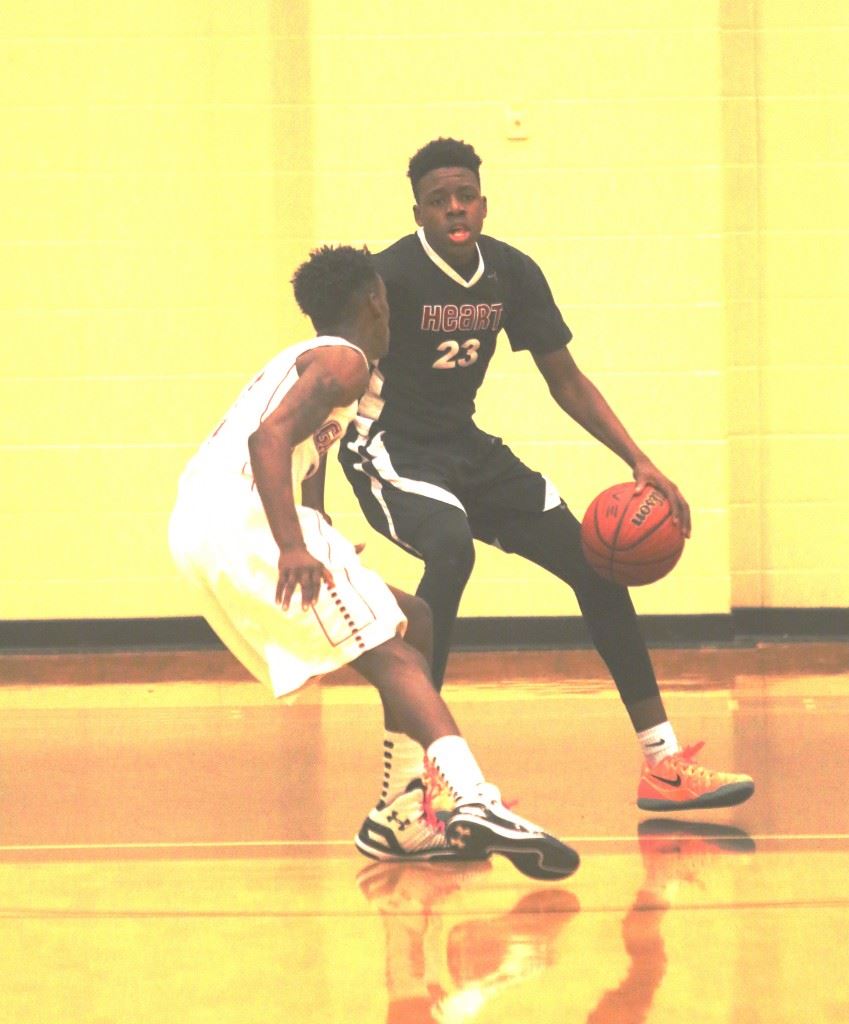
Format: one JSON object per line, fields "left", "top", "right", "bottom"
{"left": 632, "top": 459, "right": 691, "bottom": 538}
{"left": 276, "top": 546, "right": 334, "bottom": 610}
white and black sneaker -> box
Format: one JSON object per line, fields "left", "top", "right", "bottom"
{"left": 355, "top": 780, "right": 480, "bottom": 863}
{"left": 444, "top": 784, "right": 580, "bottom": 881}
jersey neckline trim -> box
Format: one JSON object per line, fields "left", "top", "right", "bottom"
{"left": 416, "top": 227, "right": 484, "bottom": 288}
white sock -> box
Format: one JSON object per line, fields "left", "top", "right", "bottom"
{"left": 425, "top": 735, "right": 487, "bottom": 807}
{"left": 379, "top": 730, "right": 425, "bottom": 807}
{"left": 637, "top": 721, "right": 680, "bottom": 767}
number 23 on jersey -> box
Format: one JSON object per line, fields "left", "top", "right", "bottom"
{"left": 433, "top": 338, "right": 480, "bottom": 369}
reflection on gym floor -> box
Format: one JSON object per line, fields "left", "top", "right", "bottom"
{"left": 0, "top": 643, "right": 847, "bottom": 1023}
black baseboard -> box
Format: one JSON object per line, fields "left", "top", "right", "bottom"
{"left": 731, "top": 607, "right": 849, "bottom": 640}
{"left": 0, "top": 609, "right": 846, "bottom": 655}
{"left": 452, "top": 614, "right": 735, "bottom": 649}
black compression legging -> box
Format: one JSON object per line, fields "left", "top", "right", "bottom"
{"left": 407, "top": 501, "right": 660, "bottom": 705}
{"left": 410, "top": 505, "right": 477, "bottom": 689}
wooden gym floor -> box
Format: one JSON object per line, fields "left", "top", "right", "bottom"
{"left": 1, "top": 642, "right": 848, "bottom": 1023}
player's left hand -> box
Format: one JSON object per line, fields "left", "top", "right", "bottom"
{"left": 632, "top": 459, "right": 691, "bottom": 538}
{"left": 276, "top": 545, "right": 334, "bottom": 610}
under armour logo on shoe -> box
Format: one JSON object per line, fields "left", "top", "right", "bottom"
{"left": 387, "top": 810, "right": 412, "bottom": 831}
{"left": 449, "top": 824, "right": 472, "bottom": 848}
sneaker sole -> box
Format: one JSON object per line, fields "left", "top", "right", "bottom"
{"left": 354, "top": 825, "right": 488, "bottom": 863}
{"left": 444, "top": 815, "right": 580, "bottom": 881}
{"left": 637, "top": 779, "right": 755, "bottom": 812}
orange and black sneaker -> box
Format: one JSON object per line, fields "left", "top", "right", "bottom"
{"left": 637, "top": 741, "right": 755, "bottom": 811}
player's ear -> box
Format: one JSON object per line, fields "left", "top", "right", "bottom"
{"left": 367, "top": 289, "right": 379, "bottom": 316}
{"left": 481, "top": 195, "right": 488, "bottom": 219}
{"left": 413, "top": 202, "right": 423, "bottom": 226}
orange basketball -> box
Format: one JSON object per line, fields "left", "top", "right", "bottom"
{"left": 580, "top": 482, "right": 685, "bottom": 586}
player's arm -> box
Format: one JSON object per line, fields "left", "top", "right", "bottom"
{"left": 248, "top": 346, "right": 368, "bottom": 608}
{"left": 533, "top": 346, "right": 691, "bottom": 535}
{"left": 300, "top": 456, "right": 328, "bottom": 519}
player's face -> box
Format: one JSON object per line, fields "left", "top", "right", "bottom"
{"left": 413, "top": 167, "right": 487, "bottom": 269}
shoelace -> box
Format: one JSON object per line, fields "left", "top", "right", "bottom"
{"left": 472, "top": 782, "right": 543, "bottom": 833}
{"left": 468, "top": 781, "right": 523, "bottom": 811}
{"left": 667, "top": 741, "right": 719, "bottom": 784}
{"left": 422, "top": 765, "right": 522, "bottom": 830}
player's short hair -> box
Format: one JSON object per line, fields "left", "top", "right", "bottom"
{"left": 407, "top": 138, "right": 482, "bottom": 199}
{"left": 291, "top": 245, "right": 378, "bottom": 331}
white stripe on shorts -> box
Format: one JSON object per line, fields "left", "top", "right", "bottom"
{"left": 351, "top": 431, "right": 467, "bottom": 554}
{"left": 543, "top": 475, "right": 562, "bottom": 511}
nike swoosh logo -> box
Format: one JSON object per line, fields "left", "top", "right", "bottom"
{"left": 650, "top": 773, "right": 682, "bottom": 788}
{"left": 646, "top": 739, "right": 666, "bottom": 748}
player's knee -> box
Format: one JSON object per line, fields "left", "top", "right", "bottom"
{"left": 577, "top": 571, "right": 635, "bottom": 620}
{"left": 414, "top": 511, "right": 476, "bottom": 577}
{"left": 355, "top": 634, "right": 426, "bottom": 682}
{"left": 402, "top": 593, "right": 434, "bottom": 650}
{"left": 404, "top": 593, "right": 433, "bottom": 631}
{"left": 427, "top": 537, "right": 475, "bottom": 585}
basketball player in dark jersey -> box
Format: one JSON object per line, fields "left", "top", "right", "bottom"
{"left": 340, "top": 139, "right": 753, "bottom": 838}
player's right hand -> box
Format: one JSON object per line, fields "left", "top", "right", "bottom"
{"left": 276, "top": 546, "right": 333, "bottom": 610}
{"left": 632, "top": 458, "right": 692, "bottom": 538}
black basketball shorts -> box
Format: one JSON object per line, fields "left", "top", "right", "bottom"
{"left": 339, "top": 422, "right": 563, "bottom": 552}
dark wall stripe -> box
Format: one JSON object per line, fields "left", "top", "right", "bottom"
{"left": 0, "top": 609, "right": 846, "bottom": 654}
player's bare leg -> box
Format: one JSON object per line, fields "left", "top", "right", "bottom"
{"left": 365, "top": 590, "right": 434, "bottom": 820}
{"left": 389, "top": 588, "right": 434, "bottom": 671}
{"left": 352, "top": 635, "right": 456, "bottom": 748}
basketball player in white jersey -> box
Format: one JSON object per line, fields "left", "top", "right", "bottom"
{"left": 169, "top": 244, "right": 579, "bottom": 881}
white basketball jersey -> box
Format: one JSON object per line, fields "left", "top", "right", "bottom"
{"left": 189, "top": 336, "right": 368, "bottom": 487}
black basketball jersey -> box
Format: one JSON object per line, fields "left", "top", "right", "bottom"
{"left": 357, "top": 230, "right": 572, "bottom": 440}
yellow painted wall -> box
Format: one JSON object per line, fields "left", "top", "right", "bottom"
{"left": 312, "top": 2, "right": 735, "bottom": 617}
{"left": 727, "top": 1, "right": 849, "bottom": 607}
{"left": 1, "top": 1, "right": 313, "bottom": 618}
{"left": 2, "top": 1, "right": 846, "bottom": 623}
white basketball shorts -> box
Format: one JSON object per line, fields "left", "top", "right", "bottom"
{"left": 169, "top": 470, "right": 406, "bottom": 698}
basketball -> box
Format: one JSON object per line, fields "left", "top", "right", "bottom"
{"left": 580, "top": 482, "right": 685, "bottom": 586}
